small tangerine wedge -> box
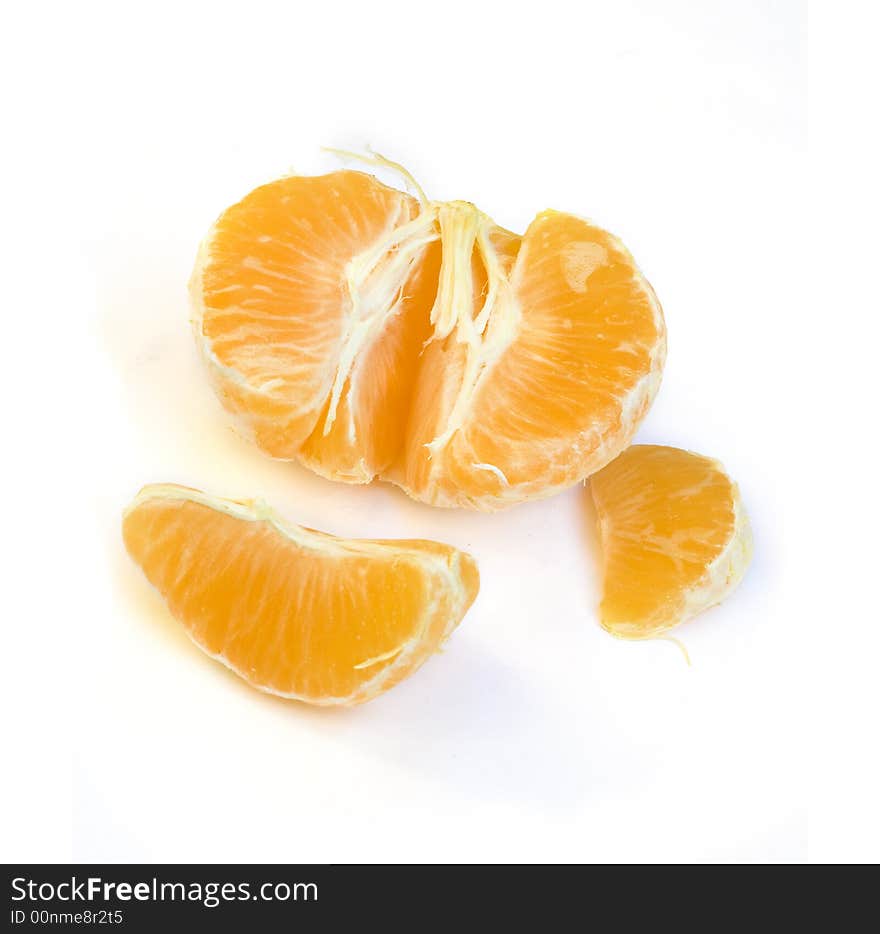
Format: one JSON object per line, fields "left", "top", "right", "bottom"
{"left": 191, "top": 159, "right": 665, "bottom": 510}
{"left": 589, "top": 445, "right": 752, "bottom": 639}
{"left": 122, "top": 484, "right": 479, "bottom": 705}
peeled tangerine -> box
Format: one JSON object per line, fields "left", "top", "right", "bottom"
{"left": 122, "top": 484, "right": 479, "bottom": 705}
{"left": 589, "top": 445, "right": 753, "bottom": 639}
{"left": 191, "top": 162, "right": 666, "bottom": 510}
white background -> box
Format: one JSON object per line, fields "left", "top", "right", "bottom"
{"left": 1, "top": 1, "right": 876, "bottom": 863}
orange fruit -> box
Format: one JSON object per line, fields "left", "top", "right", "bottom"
{"left": 122, "top": 484, "right": 479, "bottom": 705}
{"left": 191, "top": 159, "right": 666, "bottom": 510}
{"left": 589, "top": 445, "right": 752, "bottom": 639}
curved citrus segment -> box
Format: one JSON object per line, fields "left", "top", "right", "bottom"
{"left": 191, "top": 170, "right": 429, "bottom": 467}
{"left": 122, "top": 484, "right": 479, "bottom": 705}
{"left": 589, "top": 445, "right": 752, "bottom": 638}
{"left": 399, "top": 208, "right": 665, "bottom": 507}
{"left": 191, "top": 165, "right": 665, "bottom": 510}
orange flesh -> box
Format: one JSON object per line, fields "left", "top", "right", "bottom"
{"left": 589, "top": 445, "right": 752, "bottom": 638}
{"left": 427, "top": 211, "right": 664, "bottom": 504}
{"left": 299, "top": 239, "right": 441, "bottom": 480}
{"left": 122, "top": 485, "right": 479, "bottom": 705}
{"left": 193, "top": 171, "right": 666, "bottom": 509}
{"left": 197, "top": 171, "right": 419, "bottom": 459}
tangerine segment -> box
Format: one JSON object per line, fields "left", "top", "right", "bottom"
{"left": 589, "top": 445, "right": 753, "bottom": 639}
{"left": 191, "top": 170, "right": 427, "bottom": 464}
{"left": 122, "top": 484, "right": 479, "bottom": 706}
{"left": 298, "top": 238, "right": 441, "bottom": 482}
{"left": 399, "top": 209, "right": 666, "bottom": 508}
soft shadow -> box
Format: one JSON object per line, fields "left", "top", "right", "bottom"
{"left": 577, "top": 480, "right": 602, "bottom": 608}
{"left": 313, "top": 639, "right": 594, "bottom": 810}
